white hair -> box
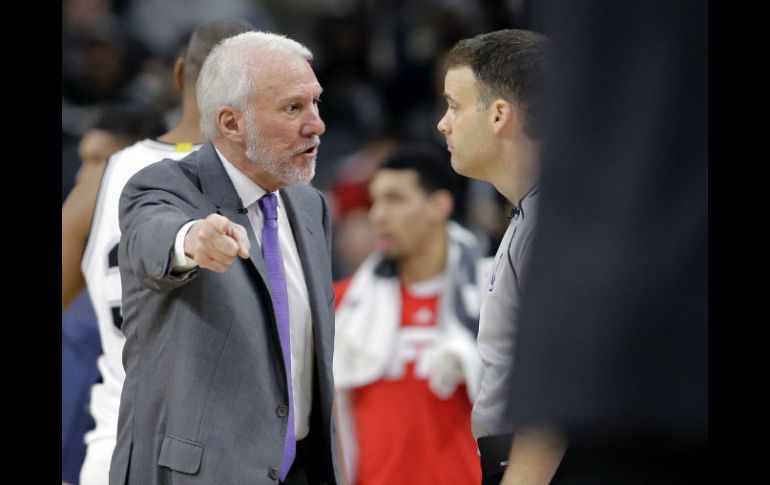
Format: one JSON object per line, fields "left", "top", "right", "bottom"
{"left": 196, "top": 31, "right": 313, "bottom": 140}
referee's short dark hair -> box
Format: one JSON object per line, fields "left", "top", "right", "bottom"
{"left": 445, "top": 29, "right": 550, "bottom": 137}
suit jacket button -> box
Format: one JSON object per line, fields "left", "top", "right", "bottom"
{"left": 277, "top": 404, "right": 288, "bottom": 417}
{"left": 269, "top": 466, "right": 280, "bottom": 480}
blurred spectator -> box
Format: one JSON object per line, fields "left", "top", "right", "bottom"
{"left": 61, "top": 102, "right": 166, "bottom": 484}
{"left": 62, "top": 14, "right": 147, "bottom": 107}
{"left": 124, "top": 0, "right": 272, "bottom": 59}
{"left": 312, "top": 11, "right": 389, "bottom": 188}
{"left": 62, "top": 103, "right": 167, "bottom": 308}
{"left": 334, "top": 146, "right": 483, "bottom": 485}
{"left": 327, "top": 131, "right": 397, "bottom": 278}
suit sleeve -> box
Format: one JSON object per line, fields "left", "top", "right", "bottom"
{"left": 118, "top": 162, "right": 199, "bottom": 292}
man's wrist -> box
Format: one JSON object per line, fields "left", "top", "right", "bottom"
{"left": 171, "top": 220, "right": 199, "bottom": 270}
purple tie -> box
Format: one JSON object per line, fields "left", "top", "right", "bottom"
{"left": 258, "top": 193, "right": 295, "bottom": 481}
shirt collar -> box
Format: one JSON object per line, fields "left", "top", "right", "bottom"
{"left": 509, "top": 183, "right": 540, "bottom": 219}
{"left": 518, "top": 183, "right": 540, "bottom": 218}
{"left": 215, "top": 147, "right": 279, "bottom": 209}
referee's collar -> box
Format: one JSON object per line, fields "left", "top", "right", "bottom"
{"left": 508, "top": 183, "right": 540, "bottom": 219}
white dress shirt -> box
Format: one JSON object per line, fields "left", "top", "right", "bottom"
{"left": 172, "top": 148, "right": 314, "bottom": 439}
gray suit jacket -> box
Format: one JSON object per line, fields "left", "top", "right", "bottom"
{"left": 110, "top": 142, "right": 339, "bottom": 485}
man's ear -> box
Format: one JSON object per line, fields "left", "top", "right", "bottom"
{"left": 490, "top": 99, "right": 516, "bottom": 135}
{"left": 217, "top": 106, "right": 245, "bottom": 143}
{"left": 173, "top": 58, "right": 185, "bottom": 93}
{"left": 429, "top": 189, "right": 455, "bottom": 222}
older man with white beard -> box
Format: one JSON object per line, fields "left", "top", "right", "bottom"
{"left": 111, "top": 31, "right": 340, "bottom": 485}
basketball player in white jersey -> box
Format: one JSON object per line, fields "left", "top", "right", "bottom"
{"left": 61, "top": 18, "right": 254, "bottom": 485}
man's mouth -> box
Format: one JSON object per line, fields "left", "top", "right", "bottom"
{"left": 294, "top": 143, "right": 319, "bottom": 158}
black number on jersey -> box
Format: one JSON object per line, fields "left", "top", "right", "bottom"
{"left": 111, "top": 305, "right": 123, "bottom": 330}
{"left": 108, "top": 242, "right": 122, "bottom": 329}
{"left": 108, "top": 244, "right": 119, "bottom": 269}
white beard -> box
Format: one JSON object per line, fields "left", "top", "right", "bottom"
{"left": 245, "top": 119, "right": 317, "bottom": 187}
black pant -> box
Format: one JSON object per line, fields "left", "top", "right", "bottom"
{"left": 551, "top": 442, "right": 708, "bottom": 485}
{"left": 477, "top": 432, "right": 514, "bottom": 485}
{"left": 281, "top": 439, "right": 311, "bottom": 485}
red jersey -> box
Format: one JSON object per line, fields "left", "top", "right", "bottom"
{"left": 334, "top": 278, "right": 481, "bottom": 485}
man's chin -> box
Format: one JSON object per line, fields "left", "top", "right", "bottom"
{"left": 278, "top": 160, "right": 315, "bottom": 186}
{"left": 449, "top": 156, "right": 466, "bottom": 175}
{"left": 298, "top": 166, "right": 316, "bottom": 185}
{"left": 450, "top": 156, "right": 477, "bottom": 179}
{"left": 298, "top": 161, "right": 316, "bottom": 183}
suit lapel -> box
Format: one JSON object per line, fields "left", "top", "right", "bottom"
{"left": 219, "top": 207, "right": 272, "bottom": 298}
{"left": 196, "top": 142, "right": 271, "bottom": 296}
{"left": 194, "top": 145, "right": 328, "bottom": 327}
{"left": 281, "top": 188, "right": 328, "bottom": 327}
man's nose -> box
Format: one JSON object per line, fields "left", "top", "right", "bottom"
{"left": 437, "top": 113, "right": 450, "bottom": 135}
{"left": 302, "top": 110, "right": 326, "bottom": 138}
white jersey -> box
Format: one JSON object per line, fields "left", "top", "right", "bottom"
{"left": 79, "top": 139, "right": 200, "bottom": 480}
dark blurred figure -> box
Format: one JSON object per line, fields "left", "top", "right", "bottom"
{"left": 62, "top": 14, "right": 146, "bottom": 106}
{"left": 61, "top": 4, "right": 150, "bottom": 200}
{"left": 123, "top": 0, "right": 271, "bottom": 60}
{"left": 312, "top": 11, "right": 388, "bottom": 190}
{"left": 502, "top": 1, "right": 707, "bottom": 484}
{"left": 382, "top": 0, "right": 486, "bottom": 144}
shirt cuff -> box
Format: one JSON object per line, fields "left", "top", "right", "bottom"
{"left": 171, "top": 220, "right": 199, "bottom": 271}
